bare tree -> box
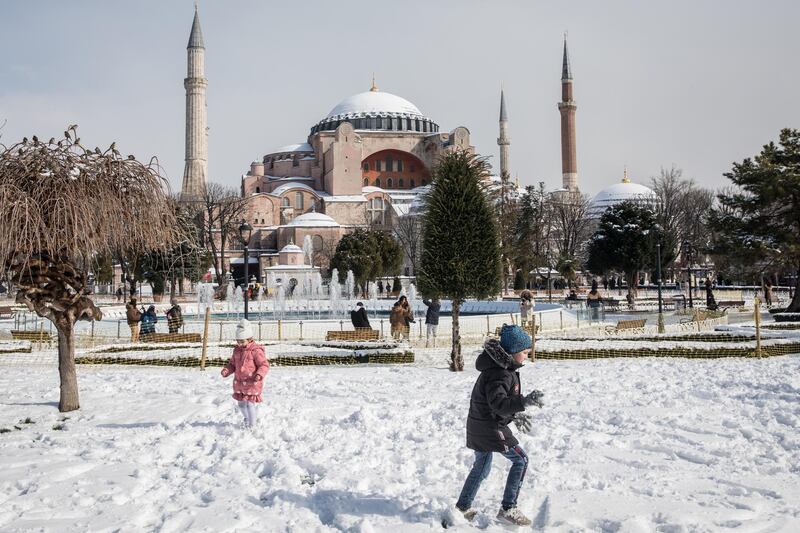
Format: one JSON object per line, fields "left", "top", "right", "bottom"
{"left": 0, "top": 127, "right": 178, "bottom": 411}
{"left": 550, "top": 191, "right": 591, "bottom": 261}
{"left": 393, "top": 214, "right": 423, "bottom": 276}
{"left": 197, "top": 182, "right": 248, "bottom": 285}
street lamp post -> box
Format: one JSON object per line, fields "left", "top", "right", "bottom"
{"left": 682, "top": 240, "right": 695, "bottom": 309}
{"left": 238, "top": 221, "right": 253, "bottom": 320}
{"left": 656, "top": 242, "right": 664, "bottom": 333}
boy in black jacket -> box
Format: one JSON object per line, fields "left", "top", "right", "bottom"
{"left": 455, "top": 324, "right": 544, "bottom": 526}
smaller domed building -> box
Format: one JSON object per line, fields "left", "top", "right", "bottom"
{"left": 589, "top": 168, "right": 657, "bottom": 218}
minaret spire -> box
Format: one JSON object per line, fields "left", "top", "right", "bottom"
{"left": 558, "top": 34, "right": 578, "bottom": 191}
{"left": 497, "top": 84, "right": 511, "bottom": 179}
{"left": 181, "top": 6, "right": 208, "bottom": 201}
{"left": 370, "top": 73, "right": 378, "bottom": 92}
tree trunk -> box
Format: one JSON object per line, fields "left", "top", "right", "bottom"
{"left": 788, "top": 266, "right": 800, "bottom": 312}
{"left": 450, "top": 299, "right": 463, "bottom": 371}
{"left": 626, "top": 271, "right": 638, "bottom": 305}
{"left": 56, "top": 325, "right": 80, "bottom": 412}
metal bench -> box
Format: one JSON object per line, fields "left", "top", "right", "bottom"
{"left": 326, "top": 328, "right": 380, "bottom": 342}
{"left": 717, "top": 300, "right": 745, "bottom": 311}
{"left": 606, "top": 318, "right": 647, "bottom": 333}
{"left": 11, "top": 329, "right": 55, "bottom": 342}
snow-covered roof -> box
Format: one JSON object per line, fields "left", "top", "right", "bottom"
{"left": 286, "top": 212, "right": 340, "bottom": 228}
{"left": 326, "top": 91, "right": 425, "bottom": 120}
{"left": 591, "top": 177, "right": 657, "bottom": 217}
{"left": 271, "top": 182, "right": 320, "bottom": 197}
{"left": 323, "top": 195, "right": 367, "bottom": 203}
{"left": 279, "top": 243, "right": 303, "bottom": 253}
{"left": 267, "top": 175, "right": 314, "bottom": 182}
{"left": 269, "top": 143, "right": 313, "bottom": 154}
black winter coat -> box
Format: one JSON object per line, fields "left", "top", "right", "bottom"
{"left": 423, "top": 299, "right": 441, "bottom": 325}
{"left": 350, "top": 307, "right": 371, "bottom": 329}
{"left": 466, "top": 339, "right": 526, "bottom": 452}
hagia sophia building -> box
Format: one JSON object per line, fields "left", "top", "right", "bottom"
{"left": 179, "top": 8, "right": 654, "bottom": 282}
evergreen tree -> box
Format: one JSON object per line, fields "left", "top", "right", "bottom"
{"left": 586, "top": 201, "right": 659, "bottom": 304}
{"left": 710, "top": 128, "right": 800, "bottom": 311}
{"left": 418, "top": 151, "right": 501, "bottom": 371}
{"left": 330, "top": 229, "right": 402, "bottom": 294}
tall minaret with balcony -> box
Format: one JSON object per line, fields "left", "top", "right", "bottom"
{"left": 558, "top": 35, "right": 578, "bottom": 191}
{"left": 181, "top": 7, "right": 208, "bottom": 200}
{"left": 497, "top": 86, "right": 511, "bottom": 179}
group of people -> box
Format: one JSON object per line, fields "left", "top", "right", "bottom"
{"left": 348, "top": 296, "right": 441, "bottom": 345}
{"left": 218, "top": 318, "right": 543, "bottom": 526}
{"left": 124, "top": 298, "right": 184, "bottom": 341}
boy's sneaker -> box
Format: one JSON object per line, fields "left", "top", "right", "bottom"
{"left": 497, "top": 506, "right": 531, "bottom": 526}
{"left": 457, "top": 506, "right": 477, "bottom": 521}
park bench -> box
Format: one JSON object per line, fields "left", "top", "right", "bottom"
{"left": 716, "top": 300, "right": 745, "bottom": 311}
{"left": 326, "top": 328, "right": 380, "bottom": 342}
{"left": 11, "top": 329, "right": 55, "bottom": 342}
{"left": 600, "top": 298, "right": 620, "bottom": 311}
{"left": 138, "top": 332, "right": 203, "bottom": 343}
{"left": 494, "top": 324, "right": 540, "bottom": 337}
{"left": 605, "top": 318, "right": 647, "bottom": 333}
{"left": 0, "top": 306, "right": 16, "bottom": 319}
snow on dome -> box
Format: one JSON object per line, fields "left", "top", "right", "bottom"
{"left": 590, "top": 173, "right": 657, "bottom": 218}
{"left": 286, "top": 212, "right": 340, "bottom": 228}
{"left": 326, "top": 91, "right": 425, "bottom": 120}
{"left": 272, "top": 143, "right": 313, "bottom": 154}
{"left": 279, "top": 243, "right": 303, "bottom": 253}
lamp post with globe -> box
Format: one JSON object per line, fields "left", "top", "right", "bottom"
{"left": 238, "top": 221, "right": 253, "bottom": 319}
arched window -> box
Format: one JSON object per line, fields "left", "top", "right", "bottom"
{"left": 385, "top": 155, "right": 392, "bottom": 171}
{"left": 363, "top": 178, "right": 368, "bottom": 186}
{"left": 410, "top": 179, "right": 415, "bottom": 188}
{"left": 292, "top": 156, "right": 299, "bottom": 167}
{"left": 282, "top": 197, "right": 291, "bottom": 207}
{"left": 255, "top": 187, "right": 260, "bottom": 193}
{"left": 398, "top": 178, "right": 404, "bottom": 188}
{"left": 375, "top": 177, "right": 381, "bottom": 188}
{"left": 295, "top": 192, "right": 304, "bottom": 209}
{"left": 415, "top": 119, "right": 420, "bottom": 131}
{"left": 363, "top": 162, "right": 369, "bottom": 171}
{"left": 387, "top": 178, "right": 393, "bottom": 188}
{"left": 397, "top": 160, "right": 403, "bottom": 172}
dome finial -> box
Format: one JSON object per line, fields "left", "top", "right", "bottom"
{"left": 370, "top": 73, "right": 378, "bottom": 92}
{"left": 622, "top": 165, "right": 630, "bottom": 183}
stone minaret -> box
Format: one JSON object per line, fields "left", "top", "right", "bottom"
{"left": 497, "top": 86, "right": 510, "bottom": 179}
{"left": 558, "top": 35, "right": 578, "bottom": 191}
{"left": 181, "top": 7, "right": 208, "bottom": 200}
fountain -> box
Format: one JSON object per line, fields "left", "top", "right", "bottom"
{"left": 329, "top": 268, "right": 341, "bottom": 318}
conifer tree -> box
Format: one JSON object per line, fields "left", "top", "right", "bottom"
{"left": 418, "top": 151, "right": 501, "bottom": 371}
{"left": 710, "top": 128, "right": 800, "bottom": 311}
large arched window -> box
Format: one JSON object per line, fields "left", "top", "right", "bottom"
{"left": 387, "top": 178, "right": 393, "bottom": 188}
{"left": 282, "top": 197, "right": 291, "bottom": 207}
{"left": 295, "top": 192, "right": 304, "bottom": 209}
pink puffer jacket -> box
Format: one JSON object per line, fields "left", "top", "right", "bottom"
{"left": 221, "top": 342, "right": 269, "bottom": 402}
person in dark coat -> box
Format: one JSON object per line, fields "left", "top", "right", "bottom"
{"left": 140, "top": 305, "right": 158, "bottom": 336}
{"left": 422, "top": 298, "right": 441, "bottom": 347}
{"left": 350, "top": 302, "right": 371, "bottom": 329}
{"left": 455, "top": 325, "right": 544, "bottom": 526}
{"left": 166, "top": 301, "right": 183, "bottom": 334}
{"left": 705, "top": 278, "right": 717, "bottom": 310}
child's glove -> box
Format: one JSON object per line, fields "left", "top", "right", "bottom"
{"left": 221, "top": 368, "right": 230, "bottom": 377}
{"left": 523, "top": 390, "right": 545, "bottom": 409}
{"left": 513, "top": 412, "right": 534, "bottom": 433}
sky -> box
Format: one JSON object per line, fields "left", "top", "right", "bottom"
{"left": 1, "top": 0, "right": 798, "bottom": 197}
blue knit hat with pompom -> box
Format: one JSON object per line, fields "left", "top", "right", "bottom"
{"left": 499, "top": 324, "right": 532, "bottom": 354}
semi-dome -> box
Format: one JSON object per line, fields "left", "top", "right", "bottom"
{"left": 279, "top": 243, "right": 303, "bottom": 253}
{"left": 311, "top": 85, "right": 439, "bottom": 134}
{"left": 286, "top": 212, "right": 340, "bottom": 228}
{"left": 590, "top": 170, "right": 657, "bottom": 218}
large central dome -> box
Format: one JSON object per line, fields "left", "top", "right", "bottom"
{"left": 310, "top": 86, "right": 439, "bottom": 135}
{"left": 326, "top": 91, "right": 424, "bottom": 119}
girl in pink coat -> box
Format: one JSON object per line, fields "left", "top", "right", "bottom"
{"left": 221, "top": 319, "right": 269, "bottom": 428}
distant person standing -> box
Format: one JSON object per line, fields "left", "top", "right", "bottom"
{"left": 763, "top": 279, "right": 773, "bottom": 307}
{"left": 166, "top": 301, "right": 184, "bottom": 334}
{"left": 705, "top": 278, "right": 717, "bottom": 310}
{"left": 115, "top": 287, "right": 123, "bottom": 303}
{"left": 350, "top": 302, "right": 371, "bottom": 329}
{"left": 423, "top": 297, "right": 441, "bottom": 347}
{"left": 519, "top": 290, "right": 534, "bottom": 327}
{"left": 586, "top": 280, "right": 603, "bottom": 321}
{"left": 125, "top": 298, "right": 142, "bottom": 343}
{"left": 377, "top": 280, "right": 384, "bottom": 297}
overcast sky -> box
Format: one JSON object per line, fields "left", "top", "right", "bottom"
{"left": 1, "top": 1, "right": 798, "bottom": 196}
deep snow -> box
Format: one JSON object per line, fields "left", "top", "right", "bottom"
{"left": 1, "top": 352, "right": 799, "bottom": 532}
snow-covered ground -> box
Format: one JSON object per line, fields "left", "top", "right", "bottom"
{"left": 1, "top": 352, "right": 799, "bottom": 532}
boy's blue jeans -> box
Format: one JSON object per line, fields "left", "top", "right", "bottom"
{"left": 456, "top": 445, "right": 529, "bottom": 511}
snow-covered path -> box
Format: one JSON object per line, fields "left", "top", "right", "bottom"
{"left": 1, "top": 354, "right": 799, "bottom": 532}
